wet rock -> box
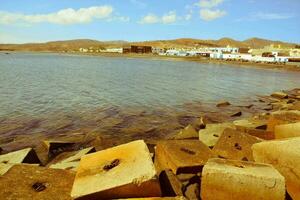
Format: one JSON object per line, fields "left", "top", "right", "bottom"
{"left": 267, "top": 110, "right": 300, "bottom": 132}
{"left": 201, "top": 158, "right": 285, "bottom": 200}
{"left": 184, "top": 183, "right": 200, "bottom": 200}
{"left": 274, "top": 122, "right": 300, "bottom": 139}
{"left": 159, "top": 170, "right": 183, "bottom": 197}
{"left": 198, "top": 123, "right": 235, "bottom": 147}
{"left": 0, "top": 148, "right": 40, "bottom": 165}
{"left": 230, "top": 111, "right": 242, "bottom": 117}
{"left": 71, "top": 140, "right": 161, "bottom": 200}
{"left": 212, "top": 128, "right": 262, "bottom": 161}
{"left": 234, "top": 118, "right": 267, "bottom": 131}
{"left": 271, "top": 91, "right": 288, "bottom": 99}
{"left": 216, "top": 101, "right": 231, "bottom": 107}
{"left": 252, "top": 137, "right": 300, "bottom": 200}
{"left": 155, "top": 140, "right": 212, "bottom": 174}
{"left": 0, "top": 164, "right": 75, "bottom": 200}
{"left": 192, "top": 116, "right": 207, "bottom": 131}
{"left": 174, "top": 125, "right": 198, "bottom": 140}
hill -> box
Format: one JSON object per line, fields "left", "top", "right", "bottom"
{"left": 0, "top": 37, "right": 297, "bottom": 52}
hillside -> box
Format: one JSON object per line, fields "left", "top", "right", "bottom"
{"left": 0, "top": 37, "right": 297, "bottom": 52}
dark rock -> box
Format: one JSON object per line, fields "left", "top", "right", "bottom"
{"left": 216, "top": 101, "right": 231, "bottom": 107}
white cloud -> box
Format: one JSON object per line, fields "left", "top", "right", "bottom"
{"left": 139, "top": 11, "right": 177, "bottom": 24}
{"left": 200, "top": 9, "right": 226, "bottom": 21}
{"left": 198, "top": 0, "right": 225, "bottom": 8}
{"left": 0, "top": 6, "right": 120, "bottom": 25}
{"left": 162, "top": 11, "right": 177, "bottom": 24}
{"left": 254, "top": 12, "right": 294, "bottom": 20}
{"left": 139, "top": 14, "right": 160, "bottom": 24}
{"left": 185, "top": 14, "right": 192, "bottom": 21}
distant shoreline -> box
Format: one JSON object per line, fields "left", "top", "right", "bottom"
{"left": 2, "top": 50, "right": 300, "bottom": 72}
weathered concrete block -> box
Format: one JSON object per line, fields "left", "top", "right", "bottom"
{"left": 212, "top": 128, "right": 262, "bottom": 161}
{"left": 71, "top": 140, "right": 161, "bottom": 200}
{"left": 0, "top": 164, "right": 75, "bottom": 200}
{"left": 0, "top": 163, "right": 14, "bottom": 176}
{"left": 242, "top": 128, "right": 274, "bottom": 140}
{"left": 198, "top": 123, "right": 235, "bottom": 147}
{"left": 252, "top": 137, "right": 300, "bottom": 200}
{"left": 274, "top": 122, "right": 300, "bottom": 139}
{"left": 0, "top": 148, "right": 40, "bottom": 164}
{"left": 234, "top": 118, "right": 267, "bottom": 132}
{"left": 155, "top": 140, "right": 212, "bottom": 174}
{"left": 271, "top": 91, "right": 288, "bottom": 99}
{"left": 50, "top": 161, "right": 79, "bottom": 171}
{"left": 159, "top": 170, "right": 183, "bottom": 197}
{"left": 174, "top": 125, "right": 198, "bottom": 140}
{"left": 267, "top": 110, "right": 300, "bottom": 132}
{"left": 201, "top": 158, "right": 285, "bottom": 200}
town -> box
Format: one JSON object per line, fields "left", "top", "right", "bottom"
{"left": 79, "top": 44, "right": 300, "bottom": 64}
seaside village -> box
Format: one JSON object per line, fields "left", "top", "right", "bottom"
{"left": 79, "top": 44, "right": 300, "bottom": 64}
{"left": 1, "top": 88, "right": 300, "bottom": 200}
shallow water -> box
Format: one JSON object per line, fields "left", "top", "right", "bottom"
{"left": 0, "top": 52, "right": 299, "bottom": 149}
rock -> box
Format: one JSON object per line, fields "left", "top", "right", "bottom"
{"left": 234, "top": 119, "right": 267, "bottom": 131}
{"left": 155, "top": 140, "right": 212, "bottom": 175}
{"left": 192, "top": 117, "right": 207, "bottom": 131}
{"left": 271, "top": 91, "right": 288, "bottom": 99}
{"left": 198, "top": 123, "right": 235, "bottom": 147}
{"left": 176, "top": 174, "right": 197, "bottom": 182}
{"left": 0, "top": 148, "right": 40, "bottom": 164}
{"left": 230, "top": 111, "right": 242, "bottom": 117}
{"left": 267, "top": 110, "right": 300, "bottom": 132}
{"left": 288, "top": 101, "right": 300, "bottom": 110}
{"left": 0, "top": 164, "right": 75, "bottom": 200}
{"left": 174, "top": 125, "right": 198, "bottom": 140}
{"left": 252, "top": 137, "right": 300, "bottom": 200}
{"left": 200, "top": 158, "right": 285, "bottom": 200}
{"left": 184, "top": 183, "right": 200, "bottom": 200}
{"left": 274, "top": 122, "right": 300, "bottom": 139}
{"left": 0, "top": 147, "right": 3, "bottom": 154}
{"left": 216, "top": 101, "right": 231, "bottom": 107}
{"left": 71, "top": 140, "right": 161, "bottom": 200}
{"left": 212, "top": 128, "right": 262, "bottom": 161}
{"left": 159, "top": 170, "right": 183, "bottom": 196}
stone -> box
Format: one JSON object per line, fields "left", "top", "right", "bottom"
{"left": 184, "top": 183, "right": 200, "bottom": 200}
{"left": 0, "top": 164, "right": 75, "bottom": 200}
{"left": 200, "top": 158, "right": 285, "bottom": 200}
{"left": 0, "top": 148, "right": 40, "bottom": 164}
{"left": 274, "top": 122, "right": 300, "bottom": 139}
{"left": 192, "top": 116, "right": 207, "bottom": 131}
{"left": 198, "top": 123, "right": 235, "bottom": 147}
{"left": 234, "top": 119, "right": 267, "bottom": 131}
{"left": 252, "top": 137, "right": 300, "bottom": 200}
{"left": 155, "top": 140, "right": 213, "bottom": 174}
{"left": 159, "top": 170, "right": 183, "bottom": 196}
{"left": 71, "top": 140, "right": 161, "bottom": 200}
{"left": 174, "top": 125, "right": 198, "bottom": 140}
{"left": 230, "top": 111, "right": 242, "bottom": 117}
{"left": 271, "top": 91, "right": 288, "bottom": 99}
{"left": 289, "top": 101, "right": 300, "bottom": 111}
{"left": 216, "top": 101, "right": 231, "bottom": 107}
{"left": 176, "top": 174, "right": 196, "bottom": 182}
{"left": 212, "top": 128, "right": 262, "bottom": 161}
{"left": 267, "top": 110, "right": 300, "bottom": 132}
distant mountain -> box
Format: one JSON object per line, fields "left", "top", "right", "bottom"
{"left": 0, "top": 37, "right": 297, "bottom": 52}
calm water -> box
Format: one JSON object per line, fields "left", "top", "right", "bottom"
{"left": 0, "top": 52, "right": 300, "bottom": 117}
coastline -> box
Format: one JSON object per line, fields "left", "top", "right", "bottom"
{"left": 3, "top": 50, "right": 300, "bottom": 72}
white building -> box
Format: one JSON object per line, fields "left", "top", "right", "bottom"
{"left": 79, "top": 48, "right": 88, "bottom": 53}
{"left": 100, "top": 48, "right": 123, "bottom": 53}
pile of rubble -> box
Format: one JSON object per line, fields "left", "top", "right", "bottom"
{"left": 0, "top": 88, "right": 299, "bottom": 200}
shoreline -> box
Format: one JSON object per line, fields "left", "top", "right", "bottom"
{"left": 3, "top": 50, "right": 300, "bottom": 72}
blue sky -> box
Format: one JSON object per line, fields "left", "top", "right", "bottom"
{"left": 0, "top": 0, "right": 299, "bottom": 43}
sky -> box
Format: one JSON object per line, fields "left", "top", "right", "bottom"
{"left": 0, "top": 0, "right": 299, "bottom": 44}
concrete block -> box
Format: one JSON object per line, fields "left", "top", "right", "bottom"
{"left": 271, "top": 91, "right": 288, "bottom": 99}
{"left": 155, "top": 140, "right": 212, "bottom": 174}
{"left": 0, "top": 163, "right": 14, "bottom": 176}
{"left": 212, "top": 128, "right": 262, "bottom": 161}
{"left": 174, "top": 125, "right": 198, "bottom": 139}
{"left": 50, "top": 161, "right": 79, "bottom": 171}
{"left": 234, "top": 119, "right": 267, "bottom": 131}
{"left": 274, "top": 122, "right": 300, "bottom": 139}
{"left": 267, "top": 110, "right": 300, "bottom": 132}
{"left": 159, "top": 170, "right": 183, "bottom": 197}
{"left": 198, "top": 123, "right": 235, "bottom": 147}
{"left": 71, "top": 140, "right": 161, "bottom": 200}
{"left": 252, "top": 137, "right": 300, "bottom": 200}
{"left": 201, "top": 158, "right": 285, "bottom": 200}
{"left": 0, "top": 148, "right": 40, "bottom": 164}
{"left": 0, "top": 164, "right": 75, "bottom": 200}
